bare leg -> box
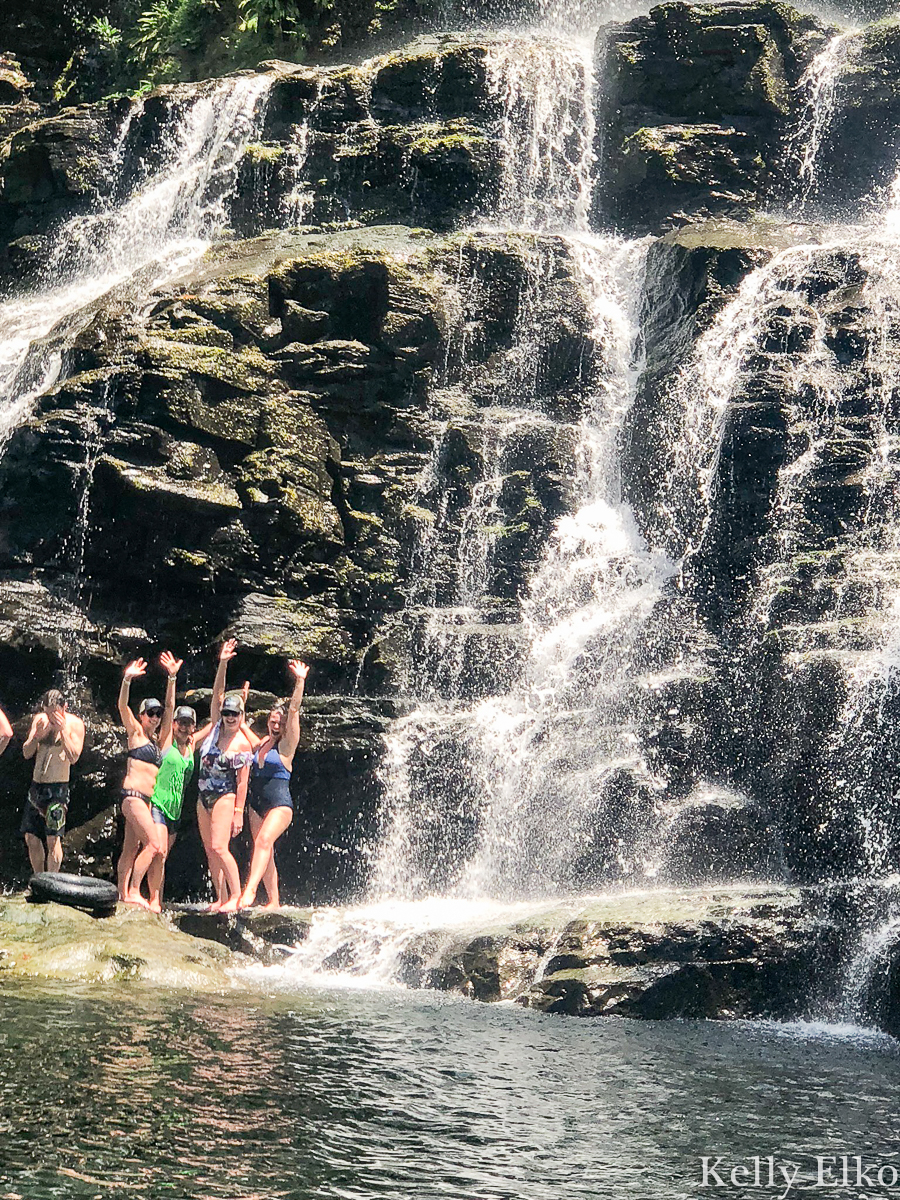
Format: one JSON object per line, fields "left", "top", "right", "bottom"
{"left": 209, "top": 794, "right": 241, "bottom": 913}
{"left": 45, "top": 835, "right": 63, "bottom": 873}
{"left": 260, "top": 849, "right": 280, "bottom": 911}
{"left": 132, "top": 821, "right": 168, "bottom": 912}
{"left": 146, "top": 831, "right": 173, "bottom": 914}
{"left": 239, "top": 807, "right": 292, "bottom": 910}
{"left": 117, "top": 819, "right": 140, "bottom": 903}
{"left": 196, "top": 801, "right": 223, "bottom": 912}
{"left": 24, "top": 833, "right": 46, "bottom": 875}
{"left": 119, "top": 796, "right": 163, "bottom": 907}
{"left": 240, "top": 810, "right": 274, "bottom": 908}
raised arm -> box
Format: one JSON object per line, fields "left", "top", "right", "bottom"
{"left": 210, "top": 638, "right": 237, "bottom": 724}
{"left": 118, "top": 660, "right": 146, "bottom": 739}
{"left": 239, "top": 677, "right": 261, "bottom": 749}
{"left": 158, "top": 651, "right": 183, "bottom": 751}
{"left": 22, "top": 712, "right": 47, "bottom": 760}
{"left": 278, "top": 660, "right": 309, "bottom": 762}
{"left": 0, "top": 705, "right": 12, "bottom": 756}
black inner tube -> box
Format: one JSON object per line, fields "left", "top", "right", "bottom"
{"left": 28, "top": 872, "right": 118, "bottom": 911}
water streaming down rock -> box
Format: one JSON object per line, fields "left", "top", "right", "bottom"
{"left": 456, "top": 235, "right": 666, "bottom": 897}
{"left": 0, "top": 74, "right": 272, "bottom": 442}
{"left": 788, "top": 31, "right": 854, "bottom": 214}
{"left": 484, "top": 35, "right": 595, "bottom": 231}
{"left": 369, "top": 30, "right": 665, "bottom": 900}
{"left": 9, "top": 0, "right": 900, "bottom": 1017}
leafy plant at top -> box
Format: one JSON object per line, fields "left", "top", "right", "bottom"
{"left": 89, "top": 15, "right": 124, "bottom": 47}
{"left": 131, "top": 0, "right": 221, "bottom": 63}
{"left": 131, "top": 0, "right": 179, "bottom": 61}
{"left": 237, "top": 0, "right": 302, "bottom": 38}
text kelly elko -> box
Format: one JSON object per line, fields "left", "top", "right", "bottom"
{"left": 699, "top": 1155, "right": 900, "bottom": 1196}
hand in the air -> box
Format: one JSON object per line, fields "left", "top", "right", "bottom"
{"left": 160, "top": 650, "right": 183, "bottom": 678}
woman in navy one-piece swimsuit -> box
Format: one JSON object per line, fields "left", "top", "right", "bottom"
{"left": 238, "top": 659, "right": 309, "bottom": 910}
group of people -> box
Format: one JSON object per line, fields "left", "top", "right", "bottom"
{"left": 5, "top": 641, "right": 309, "bottom": 913}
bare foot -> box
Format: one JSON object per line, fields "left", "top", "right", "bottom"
{"left": 259, "top": 900, "right": 281, "bottom": 912}
{"left": 237, "top": 888, "right": 257, "bottom": 910}
{"left": 123, "top": 893, "right": 150, "bottom": 910}
{"left": 218, "top": 897, "right": 239, "bottom": 914}
{"left": 148, "top": 899, "right": 162, "bottom": 914}
{"left": 204, "top": 901, "right": 223, "bottom": 914}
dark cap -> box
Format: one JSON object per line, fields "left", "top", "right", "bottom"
{"left": 220, "top": 694, "right": 244, "bottom": 715}
{"left": 139, "top": 697, "right": 163, "bottom": 715}
{"left": 174, "top": 705, "right": 197, "bottom": 723}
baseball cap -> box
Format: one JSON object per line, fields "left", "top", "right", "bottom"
{"left": 221, "top": 694, "right": 244, "bottom": 715}
{"left": 174, "top": 705, "right": 197, "bottom": 722}
{"left": 139, "top": 697, "right": 164, "bottom": 715}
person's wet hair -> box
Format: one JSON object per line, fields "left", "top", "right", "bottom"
{"left": 41, "top": 689, "right": 67, "bottom": 710}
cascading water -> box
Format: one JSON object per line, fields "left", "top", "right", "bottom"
{"left": 357, "top": 6, "right": 900, "bottom": 958}
{"left": 366, "top": 21, "right": 700, "bottom": 908}
{"left": 484, "top": 36, "right": 595, "bottom": 232}
{"left": 454, "top": 235, "right": 661, "bottom": 897}
{"left": 8, "top": 0, "right": 900, "bottom": 1022}
{"left": 788, "top": 31, "right": 854, "bottom": 214}
{"left": 0, "top": 74, "right": 272, "bottom": 441}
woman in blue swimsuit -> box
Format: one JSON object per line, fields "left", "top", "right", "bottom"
{"left": 238, "top": 659, "right": 309, "bottom": 910}
{"left": 116, "top": 651, "right": 180, "bottom": 906}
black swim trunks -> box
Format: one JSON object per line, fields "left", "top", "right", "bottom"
{"left": 21, "top": 782, "right": 70, "bottom": 841}
{"left": 150, "top": 805, "right": 181, "bottom": 834}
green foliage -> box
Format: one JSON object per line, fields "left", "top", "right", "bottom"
{"left": 130, "top": 0, "right": 220, "bottom": 64}
{"left": 89, "top": 15, "right": 124, "bottom": 47}
{"left": 237, "top": 0, "right": 300, "bottom": 37}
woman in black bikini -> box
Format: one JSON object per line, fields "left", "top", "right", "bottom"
{"left": 116, "top": 652, "right": 180, "bottom": 907}
{"left": 238, "top": 659, "right": 309, "bottom": 910}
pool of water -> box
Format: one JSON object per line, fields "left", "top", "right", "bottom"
{"left": 2, "top": 982, "right": 900, "bottom": 1199}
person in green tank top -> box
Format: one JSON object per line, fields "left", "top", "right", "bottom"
{"left": 130, "top": 686, "right": 197, "bottom": 912}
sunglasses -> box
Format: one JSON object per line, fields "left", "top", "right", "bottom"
{"left": 222, "top": 711, "right": 241, "bottom": 719}
{"left": 146, "top": 710, "right": 163, "bottom": 719}
{"left": 175, "top": 718, "right": 195, "bottom": 725}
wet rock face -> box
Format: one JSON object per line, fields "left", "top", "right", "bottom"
{"left": 596, "top": 1, "right": 835, "bottom": 231}
{"left": 822, "top": 21, "right": 900, "bottom": 213}
{"left": 6, "top": 0, "right": 900, "bottom": 904}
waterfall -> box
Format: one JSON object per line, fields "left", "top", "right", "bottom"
{"left": 368, "top": 27, "right": 674, "bottom": 900}
{"left": 0, "top": 74, "right": 272, "bottom": 443}
{"left": 455, "top": 235, "right": 658, "bottom": 897}
{"left": 788, "top": 31, "right": 853, "bottom": 214}
{"left": 484, "top": 35, "right": 595, "bottom": 231}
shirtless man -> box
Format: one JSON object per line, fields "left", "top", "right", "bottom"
{"left": 21, "top": 690, "right": 85, "bottom": 874}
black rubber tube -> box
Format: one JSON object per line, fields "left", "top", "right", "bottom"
{"left": 28, "top": 872, "right": 118, "bottom": 911}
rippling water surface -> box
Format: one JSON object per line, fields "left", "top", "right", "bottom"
{"left": 2, "top": 986, "right": 900, "bottom": 1199}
